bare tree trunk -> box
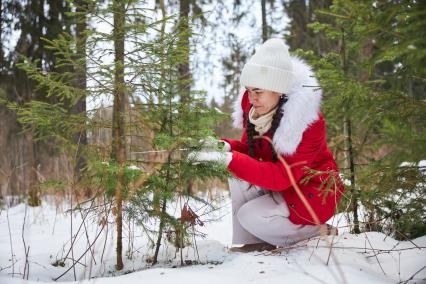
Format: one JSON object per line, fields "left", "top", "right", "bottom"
{"left": 261, "top": 0, "right": 268, "bottom": 42}
{"left": 158, "top": 0, "right": 166, "bottom": 100}
{"left": 344, "top": 117, "right": 359, "bottom": 233}
{"left": 0, "top": 0, "right": 4, "bottom": 67}
{"left": 111, "top": 0, "right": 126, "bottom": 271}
{"left": 73, "top": 0, "right": 88, "bottom": 183}
{"left": 152, "top": 179, "right": 168, "bottom": 265}
{"left": 177, "top": 0, "right": 190, "bottom": 103}
{"left": 284, "top": 0, "right": 306, "bottom": 49}
{"left": 341, "top": 28, "right": 360, "bottom": 234}
{"left": 177, "top": 0, "right": 194, "bottom": 196}
{"left": 26, "top": 130, "right": 40, "bottom": 206}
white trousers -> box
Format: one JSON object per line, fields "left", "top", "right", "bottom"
{"left": 229, "top": 177, "right": 322, "bottom": 247}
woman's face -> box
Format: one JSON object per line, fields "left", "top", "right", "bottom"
{"left": 246, "top": 87, "right": 281, "bottom": 115}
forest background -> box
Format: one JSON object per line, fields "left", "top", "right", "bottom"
{"left": 0, "top": 0, "right": 424, "bottom": 277}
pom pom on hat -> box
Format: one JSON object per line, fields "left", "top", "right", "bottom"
{"left": 240, "top": 38, "right": 294, "bottom": 94}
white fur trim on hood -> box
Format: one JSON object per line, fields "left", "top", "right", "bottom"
{"left": 232, "top": 56, "right": 322, "bottom": 156}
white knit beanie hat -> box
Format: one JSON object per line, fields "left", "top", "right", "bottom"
{"left": 240, "top": 38, "right": 294, "bottom": 94}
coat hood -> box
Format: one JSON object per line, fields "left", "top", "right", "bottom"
{"left": 232, "top": 56, "right": 323, "bottom": 156}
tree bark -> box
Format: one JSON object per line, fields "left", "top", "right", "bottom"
{"left": 341, "top": 28, "right": 360, "bottom": 234}
{"left": 261, "top": 0, "right": 268, "bottom": 42}
{"left": 27, "top": 130, "right": 41, "bottom": 206}
{"left": 344, "top": 117, "right": 359, "bottom": 233}
{"left": 152, "top": 186, "right": 168, "bottom": 265}
{"left": 285, "top": 0, "right": 307, "bottom": 49}
{"left": 0, "top": 0, "right": 4, "bottom": 68}
{"left": 111, "top": 0, "right": 126, "bottom": 271}
{"left": 177, "top": 0, "right": 191, "bottom": 103}
{"left": 73, "top": 0, "right": 88, "bottom": 182}
{"left": 177, "top": 0, "right": 194, "bottom": 195}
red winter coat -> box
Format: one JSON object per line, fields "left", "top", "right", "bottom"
{"left": 221, "top": 56, "right": 344, "bottom": 225}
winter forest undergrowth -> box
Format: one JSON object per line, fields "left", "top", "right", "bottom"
{"left": 1, "top": 190, "right": 425, "bottom": 284}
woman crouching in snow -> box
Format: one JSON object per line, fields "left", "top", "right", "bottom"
{"left": 190, "top": 38, "right": 344, "bottom": 253}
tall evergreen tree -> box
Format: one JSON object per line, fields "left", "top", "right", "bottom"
{"left": 284, "top": 0, "right": 335, "bottom": 55}
{"left": 72, "top": 0, "right": 90, "bottom": 181}
{"left": 0, "top": 0, "right": 74, "bottom": 205}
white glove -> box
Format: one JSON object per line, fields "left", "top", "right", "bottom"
{"left": 222, "top": 141, "right": 231, "bottom": 152}
{"left": 199, "top": 136, "right": 231, "bottom": 152}
{"left": 187, "top": 151, "right": 233, "bottom": 167}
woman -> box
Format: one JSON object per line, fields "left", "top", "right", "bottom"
{"left": 191, "top": 38, "right": 344, "bottom": 252}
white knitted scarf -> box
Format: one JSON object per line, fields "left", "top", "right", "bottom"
{"left": 248, "top": 106, "right": 278, "bottom": 135}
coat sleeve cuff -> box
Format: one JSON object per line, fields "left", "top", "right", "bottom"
{"left": 227, "top": 151, "right": 240, "bottom": 174}
{"left": 220, "top": 137, "right": 248, "bottom": 154}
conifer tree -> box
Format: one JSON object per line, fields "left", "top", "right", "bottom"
{"left": 0, "top": 0, "right": 75, "bottom": 205}
{"left": 296, "top": 0, "right": 426, "bottom": 238}
{"left": 1, "top": 0, "right": 228, "bottom": 270}
{"left": 73, "top": 0, "right": 90, "bottom": 181}
{"left": 284, "top": 0, "right": 334, "bottom": 54}
{"left": 110, "top": 0, "right": 126, "bottom": 270}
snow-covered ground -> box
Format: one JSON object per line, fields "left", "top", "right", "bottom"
{"left": 0, "top": 190, "right": 425, "bottom": 284}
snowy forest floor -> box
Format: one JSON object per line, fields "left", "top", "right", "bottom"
{"left": 0, "top": 190, "right": 425, "bottom": 284}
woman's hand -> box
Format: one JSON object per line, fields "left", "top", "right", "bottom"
{"left": 199, "top": 136, "right": 231, "bottom": 152}
{"left": 187, "top": 151, "right": 233, "bottom": 167}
